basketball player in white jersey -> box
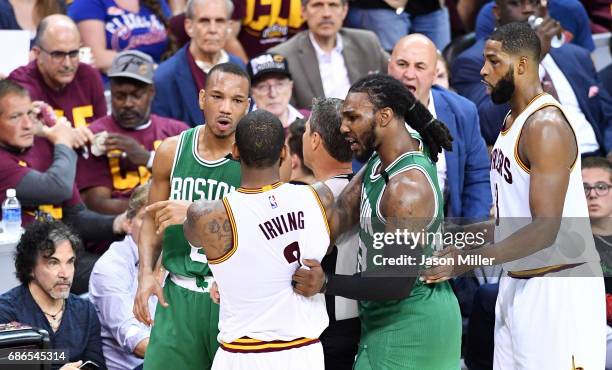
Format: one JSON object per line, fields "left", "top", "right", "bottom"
{"left": 423, "top": 22, "right": 605, "bottom": 369}
{"left": 183, "top": 110, "right": 332, "bottom": 370}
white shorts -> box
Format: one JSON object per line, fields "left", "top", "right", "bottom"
{"left": 212, "top": 339, "right": 324, "bottom": 370}
{"left": 494, "top": 262, "right": 606, "bottom": 370}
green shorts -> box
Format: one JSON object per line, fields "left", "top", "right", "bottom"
{"left": 144, "top": 278, "right": 219, "bottom": 370}
{"left": 354, "top": 281, "right": 461, "bottom": 370}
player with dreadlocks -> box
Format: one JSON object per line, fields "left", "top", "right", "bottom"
{"left": 293, "top": 73, "right": 461, "bottom": 369}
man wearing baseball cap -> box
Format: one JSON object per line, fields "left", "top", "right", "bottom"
{"left": 77, "top": 50, "right": 188, "bottom": 219}
{"left": 248, "top": 53, "right": 307, "bottom": 130}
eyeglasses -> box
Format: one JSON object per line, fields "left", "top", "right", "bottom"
{"left": 252, "top": 80, "right": 291, "bottom": 94}
{"left": 583, "top": 182, "right": 611, "bottom": 197}
{"left": 38, "top": 46, "right": 79, "bottom": 62}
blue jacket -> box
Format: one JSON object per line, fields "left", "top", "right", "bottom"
{"left": 152, "top": 45, "right": 245, "bottom": 127}
{"left": 433, "top": 86, "right": 492, "bottom": 220}
{"left": 451, "top": 39, "right": 612, "bottom": 155}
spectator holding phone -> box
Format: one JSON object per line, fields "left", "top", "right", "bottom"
{"left": 0, "top": 220, "right": 105, "bottom": 369}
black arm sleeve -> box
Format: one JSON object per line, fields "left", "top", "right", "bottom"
{"left": 325, "top": 273, "right": 416, "bottom": 301}
{"left": 15, "top": 144, "right": 76, "bottom": 207}
{"left": 62, "top": 202, "right": 118, "bottom": 244}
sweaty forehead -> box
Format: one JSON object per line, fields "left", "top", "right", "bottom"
{"left": 342, "top": 92, "right": 373, "bottom": 112}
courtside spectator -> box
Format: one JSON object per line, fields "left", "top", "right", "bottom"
{"left": 0, "top": 0, "right": 65, "bottom": 41}
{"left": 8, "top": 14, "right": 106, "bottom": 128}
{"left": 389, "top": 34, "right": 491, "bottom": 219}
{"left": 270, "top": 0, "right": 388, "bottom": 109}
{"left": 77, "top": 50, "right": 187, "bottom": 215}
{"left": 68, "top": 0, "right": 173, "bottom": 72}
{"left": 452, "top": 0, "right": 612, "bottom": 155}
{"left": 89, "top": 184, "right": 163, "bottom": 370}
{"left": 0, "top": 80, "right": 128, "bottom": 294}
{"left": 474, "top": 0, "right": 595, "bottom": 52}
{"left": 435, "top": 51, "right": 451, "bottom": 89}
{"left": 248, "top": 53, "right": 305, "bottom": 130}
{"left": 0, "top": 221, "right": 105, "bottom": 369}
{"left": 230, "top": 0, "right": 305, "bottom": 59}
{"left": 152, "top": 0, "right": 244, "bottom": 127}
{"left": 582, "top": 157, "right": 612, "bottom": 369}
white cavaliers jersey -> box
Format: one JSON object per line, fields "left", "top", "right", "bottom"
{"left": 208, "top": 182, "right": 330, "bottom": 343}
{"left": 490, "top": 93, "right": 599, "bottom": 271}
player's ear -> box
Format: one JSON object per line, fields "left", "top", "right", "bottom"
{"left": 311, "top": 131, "right": 321, "bottom": 151}
{"left": 199, "top": 89, "right": 206, "bottom": 110}
{"left": 377, "top": 107, "right": 393, "bottom": 128}
{"left": 231, "top": 142, "right": 240, "bottom": 160}
{"left": 517, "top": 56, "right": 528, "bottom": 75}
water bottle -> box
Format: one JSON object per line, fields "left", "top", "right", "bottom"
{"left": 2, "top": 189, "right": 21, "bottom": 235}
{"left": 527, "top": 15, "right": 565, "bottom": 48}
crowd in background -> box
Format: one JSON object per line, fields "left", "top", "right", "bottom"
{"left": 0, "top": 0, "right": 610, "bottom": 369}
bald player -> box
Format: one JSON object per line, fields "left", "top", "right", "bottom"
{"left": 388, "top": 34, "right": 490, "bottom": 220}
{"left": 423, "top": 22, "right": 605, "bottom": 369}
{"left": 9, "top": 14, "right": 107, "bottom": 128}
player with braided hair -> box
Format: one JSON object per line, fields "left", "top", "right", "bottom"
{"left": 293, "top": 74, "right": 461, "bottom": 369}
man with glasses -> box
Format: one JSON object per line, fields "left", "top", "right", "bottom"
{"left": 582, "top": 156, "right": 612, "bottom": 369}
{"left": 8, "top": 14, "right": 107, "bottom": 129}
{"left": 247, "top": 53, "right": 306, "bottom": 130}
{"left": 152, "top": 0, "right": 245, "bottom": 127}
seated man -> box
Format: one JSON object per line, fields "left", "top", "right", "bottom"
{"left": 269, "top": 0, "right": 388, "bottom": 109}
{"left": 451, "top": 0, "right": 612, "bottom": 154}
{"left": 0, "top": 79, "right": 128, "bottom": 293}
{"left": 152, "top": 0, "right": 245, "bottom": 127}
{"left": 77, "top": 50, "right": 188, "bottom": 215}
{"left": 0, "top": 220, "right": 105, "bottom": 369}
{"left": 8, "top": 14, "right": 106, "bottom": 128}
{"left": 89, "top": 184, "right": 163, "bottom": 370}
{"left": 248, "top": 53, "right": 306, "bottom": 130}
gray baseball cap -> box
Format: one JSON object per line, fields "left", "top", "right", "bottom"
{"left": 108, "top": 50, "right": 154, "bottom": 84}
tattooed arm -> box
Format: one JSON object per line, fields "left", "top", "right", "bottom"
{"left": 183, "top": 199, "right": 233, "bottom": 261}
{"left": 311, "top": 167, "right": 364, "bottom": 248}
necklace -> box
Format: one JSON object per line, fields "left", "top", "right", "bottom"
{"left": 42, "top": 300, "right": 65, "bottom": 331}
{"left": 595, "top": 234, "right": 612, "bottom": 248}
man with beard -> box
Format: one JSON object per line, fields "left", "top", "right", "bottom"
{"left": 0, "top": 220, "right": 105, "bottom": 369}
{"left": 77, "top": 51, "right": 188, "bottom": 216}
{"left": 423, "top": 22, "right": 605, "bottom": 369}
{"left": 294, "top": 74, "right": 461, "bottom": 369}
{"left": 8, "top": 14, "right": 106, "bottom": 128}
{"left": 451, "top": 0, "right": 612, "bottom": 156}
{"left": 133, "top": 63, "right": 250, "bottom": 370}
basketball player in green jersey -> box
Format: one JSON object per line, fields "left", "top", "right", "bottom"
{"left": 295, "top": 74, "right": 462, "bottom": 369}
{"left": 133, "top": 63, "right": 250, "bottom": 370}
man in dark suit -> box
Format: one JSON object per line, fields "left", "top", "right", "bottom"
{"left": 269, "top": 0, "right": 388, "bottom": 109}
{"left": 451, "top": 0, "right": 612, "bottom": 157}
{"left": 152, "top": 0, "right": 244, "bottom": 127}
{"left": 389, "top": 34, "right": 491, "bottom": 220}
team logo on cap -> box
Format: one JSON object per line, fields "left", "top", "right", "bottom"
{"left": 139, "top": 64, "right": 149, "bottom": 75}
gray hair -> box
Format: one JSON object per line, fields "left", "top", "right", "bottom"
{"left": 309, "top": 97, "right": 352, "bottom": 163}
{"left": 186, "top": 0, "right": 234, "bottom": 19}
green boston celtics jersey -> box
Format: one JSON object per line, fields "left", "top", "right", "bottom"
{"left": 355, "top": 141, "right": 461, "bottom": 370}
{"left": 162, "top": 126, "right": 241, "bottom": 279}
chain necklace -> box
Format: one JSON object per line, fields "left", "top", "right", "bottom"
{"left": 42, "top": 300, "right": 65, "bottom": 332}
{"left": 595, "top": 234, "right": 612, "bottom": 248}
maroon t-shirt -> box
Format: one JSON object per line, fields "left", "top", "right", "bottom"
{"left": 8, "top": 61, "right": 107, "bottom": 128}
{"left": 76, "top": 114, "right": 188, "bottom": 199}
{"left": 232, "top": 0, "right": 305, "bottom": 58}
{"left": 0, "top": 138, "right": 81, "bottom": 225}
